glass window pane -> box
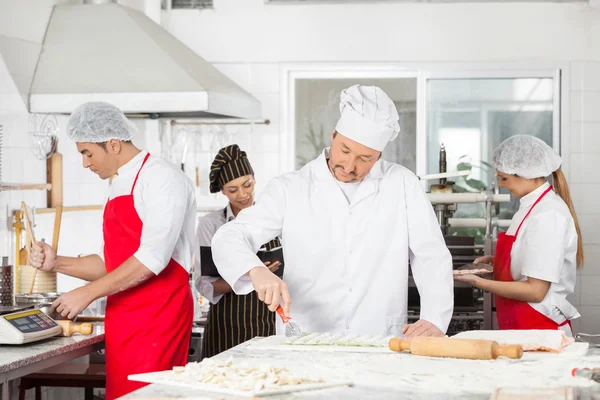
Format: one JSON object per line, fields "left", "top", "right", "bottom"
{"left": 426, "top": 78, "right": 555, "bottom": 241}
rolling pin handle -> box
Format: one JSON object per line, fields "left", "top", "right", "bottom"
{"left": 495, "top": 343, "right": 523, "bottom": 359}
{"left": 388, "top": 338, "right": 411, "bottom": 352}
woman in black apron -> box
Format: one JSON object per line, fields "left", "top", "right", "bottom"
{"left": 194, "top": 144, "right": 282, "bottom": 359}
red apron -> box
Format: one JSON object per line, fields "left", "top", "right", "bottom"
{"left": 494, "top": 185, "right": 571, "bottom": 331}
{"left": 103, "top": 153, "right": 193, "bottom": 400}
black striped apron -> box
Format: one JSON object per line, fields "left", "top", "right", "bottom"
{"left": 201, "top": 217, "right": 281, "bottom": 359}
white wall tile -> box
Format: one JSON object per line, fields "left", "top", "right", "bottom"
{"left": 569, "top": 153, "right": 600, "bottom": 183}
{"left": 21, "top": 150, "right": 47, "bottom": 184}
{"left": 570, "top": 122, "right": 582, "bottom": 152}
{"left": 77, "top": 183, "right": 109, "bottom": 206}
{"left": 580, "top": 214, "right": 600, "bottom": 245}
{"left": 1, "top": 112, "right": 30, "bottom": 148}
{"left": 580, "top": 306, "right": 600, "bottom": 333}
{"left": 571, "top": 62, "right": 584, "bottom": 92}
{"left": 580, "top": 275, "right": 600, "bottom": 306}
{"left": 62, "top": 183, "right": 81, "bottom": 207}
{"left": 248, "top": 63, "right": 280, "bottom": 94}
{"left": 250, "top": 125, "right": 280, "bottom": 154}
{"left": 580, "top": 122, "right": 600, "bottom": 152}
{"left": 213, "top": 63, "right": 253, "bottom": 93}
{"left": 3, "top": 147, "right": 25, "bottom": 182}
{"left": 567, "top": 273, "right": 581, "bottom": 305}
{"left": 570, "top": 183, "right": 582, "bottom": 213}
{"left": 579, "top": 184, "right": 600, "bottom": 214}
{"left": 581, "top": 245, "right": 600, "bottom": 276}
{"left": 570, "top": 91, "right": 583, "bottom": 122}
{"left": 583, "top": 62, "right": 600, "bottom": 91}
{"left": 253, "top": 92, "right": 280, "bottom": 139}
{"left": 580, "top": 92, "right": 600, "bottom": 122}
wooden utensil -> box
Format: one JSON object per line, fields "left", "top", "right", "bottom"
{"left": 46, "top": 152, "right": 63, "bottom": 208}
{"left": 389, "top": 337, "right": 523, "bottom": 360}
{"left": 55, "top": 320, "right": 94, "bottom": 337}
{"left": 51, "top": 205, "right": 63, "bottom": 252}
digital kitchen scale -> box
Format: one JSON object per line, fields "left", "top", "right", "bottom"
{"left": 0, "top": 309, "right": 62, "bottom": 344}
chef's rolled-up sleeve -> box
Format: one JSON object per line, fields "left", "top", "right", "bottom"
{"left": 134, "top": 168, "right": 190, "bottom": 275}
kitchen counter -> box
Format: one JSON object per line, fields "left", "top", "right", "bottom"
{"left": 0, "top": 323, "right": 105, "bottom": 399}
{"left": 120, "top": 338, "right": 600, "bottom": 400}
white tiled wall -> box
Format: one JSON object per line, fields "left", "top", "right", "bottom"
{"left": 570, "top": 61, "right": 600, "bottom": 334}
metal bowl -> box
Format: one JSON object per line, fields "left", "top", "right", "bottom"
{"left": 14, "top": 292, "right": 67, "bottom": 320}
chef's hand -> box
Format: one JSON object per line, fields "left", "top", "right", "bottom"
{"left": 264, "top": 260, "right": 281, "bottom": 273}
{"left": 51, "top": 287, "right": 94, "bottom": 320}
{"left": 474, "top": 255, "right": 494, "bottom": 267}
{"left": 454, "top": 274, "right": 484, "bottom": 287}
{"left": 248, "top": 266, "right": 291, "bottom": 315}
{"left": 402, "top": 319, "right": 444, "bottom": 339}
{"left": 28, "top": 240, "right": 57, "bottom": 272}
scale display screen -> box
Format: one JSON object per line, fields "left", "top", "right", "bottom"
{"left": 4, "top": 310, "right": 58, "bottom": 333}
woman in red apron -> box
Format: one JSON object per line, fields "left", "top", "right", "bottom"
{"left": 455, "top": 135, "right": 584, "bottom": 336}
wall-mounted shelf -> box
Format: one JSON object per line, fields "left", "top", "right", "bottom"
{"left": 0, "top": 183, "right": 52, "bottom": 191}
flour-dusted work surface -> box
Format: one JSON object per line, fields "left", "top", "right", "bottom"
{"left": 246, "top": 333, "right": 394, "bottom": 353}
{"left": 120, "top": 337, "right": 600, "bottom": 400}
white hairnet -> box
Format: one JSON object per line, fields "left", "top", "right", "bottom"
{"left": 67, "top": 102, "right": 137, "bottom": 143}
{"left": 492, "top": 135, "right": 561, "bottom": 179}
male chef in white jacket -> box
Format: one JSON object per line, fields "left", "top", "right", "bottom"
{"left": 212, "top": 84, "right": 454, "bottom": 338}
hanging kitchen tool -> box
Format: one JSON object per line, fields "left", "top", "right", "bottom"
{"left": 171, "top": 127, "right": 188, "bottom": 172}
{"left": 28, "top": 114, "right": 58, "bottom": 160}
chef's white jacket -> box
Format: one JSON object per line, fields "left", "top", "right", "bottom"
{"left": 212, "top": 149, "right": 454, "bottom": 336}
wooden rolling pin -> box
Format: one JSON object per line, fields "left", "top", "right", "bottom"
{"left": 389, "top": 337, "right": 523, "bottom": 360}
{"left": 55, "top": 320, "right": 94, "bottom": 337}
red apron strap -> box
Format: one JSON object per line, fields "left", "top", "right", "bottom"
{"left": 130, "top": 153, "right": 151, "bottom": 195}
{"left": 514, "top": 185, "right": 553, "bottom": 237}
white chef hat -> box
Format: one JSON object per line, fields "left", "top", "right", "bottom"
{"left": 334, "top": 85, "right": 400, "bottom": 152}
{"left": 67, "top": 101, "right": 137, "bottom": 143}
{"left": 492, "top": 135, "right": 562, "bottom": 179}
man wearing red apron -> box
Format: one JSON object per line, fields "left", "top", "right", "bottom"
{"left": 29, "top": 102, "right": 195, "bottom": 399}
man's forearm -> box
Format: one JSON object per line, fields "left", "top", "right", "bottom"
{"left": 55, "top": 255, "right": 107, "bottom": 282}
{"left": 86, "top": 255, "right": 155, "bottom": 300}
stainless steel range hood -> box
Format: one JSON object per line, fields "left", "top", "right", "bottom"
{"left": 28, "top": 0, "right": 261, "bottom": 119}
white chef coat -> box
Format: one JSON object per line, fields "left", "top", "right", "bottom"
{"left": 212, "top": 148, "right": 454, "bottom": 336}
{"left": 194, "top": 203, "right": 236, "bottom": 304}
{"left": 507, "top": 181, "right": 580, "bottom": 331}
{"left": 99, "top": 151, "right": 197, "bottom": 275}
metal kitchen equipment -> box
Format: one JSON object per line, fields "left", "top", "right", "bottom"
{"left": 0, "top": 308, "right": 61, "bottom": 344}
{"left": 409, "top": 145, "right": 512, "bottom": 334}
{"left": 0, "top": 257, "right": 12, "bottom": 306}
{"left": 14, "top": 292, "right": 67, "bottom": 320}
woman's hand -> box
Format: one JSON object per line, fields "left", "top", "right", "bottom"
{"left": 474, "top": 255, "right": 494, "bottom": 267}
